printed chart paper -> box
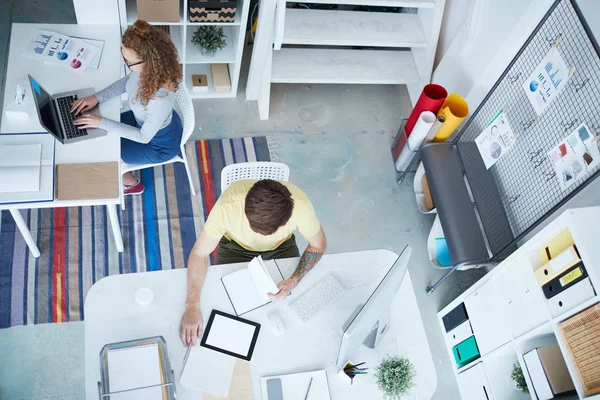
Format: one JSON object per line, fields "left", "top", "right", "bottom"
{"left": 523, "top": 47, "right": 570, "bottom": 115}
{"left": 547, "top": 123, "right": 600, "bottom": 191}
{"left": 475, "top": 110, "right": 517, "bottom": 169}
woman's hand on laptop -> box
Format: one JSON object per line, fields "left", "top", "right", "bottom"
{"left": 73, "top": 114, "right": 101, "bottom": 129}
{"left": 71, "top": 95, "right": 98, "bottom": 115}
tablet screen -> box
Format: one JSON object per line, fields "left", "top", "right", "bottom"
{"left": 201, "top": 310, "right": 261, "bottom": 361}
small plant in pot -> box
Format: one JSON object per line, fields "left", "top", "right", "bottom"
{"left": 375, "top": 356, "right": 416, "bottom": 399}
{"left": 511, "top": 363, "right": 529, "bottom": 394}
{"left": 191, "top": 25, "right": 227, "bottom": 58}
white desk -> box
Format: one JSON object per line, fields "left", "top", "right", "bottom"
{"left": 0, "top": 23, "right": 124, "bottom": 257}
{"left": 84, "top": 249, "right": 437, "bottom": 399}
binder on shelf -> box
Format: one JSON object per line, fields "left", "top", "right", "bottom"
{"left": 447, "top": 320, "right": 473, "bottom": 347}
{"left": 542, "top": 263, "right": 588, "bottom": 299}
{"left": 538, "top": 229, "right": 574, "bottom": 264}
{"left": 452, "top": 336, "right": 480, "bottom": 367}
{"left": 442, "top": 303, "right": 468, "bottom": 332}
{"left": 534, "top": 245, "right": 580, "bottom": 286}
{"left": 523, "top": 344, "right": 575, "bottom": 400}
{"left": 548, "top": 277, "right": 596, "bottom": 317}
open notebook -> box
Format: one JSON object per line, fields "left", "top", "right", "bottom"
{"left": 221, "top": 256, "right": 284, "bottom": 316}
{"left": 106, "top": 343, "right": 167, "bottom": 400}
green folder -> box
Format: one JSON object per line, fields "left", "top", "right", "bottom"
{"left": 452, "top": 335, "right": 480, "bottom": 367}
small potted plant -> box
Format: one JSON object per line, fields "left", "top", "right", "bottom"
{"left": 375, "top": 356, "right": 416, "bottom": 399}
{"left": 511, "top": 363, "right": 529, "bottom": 394}
{"left": 191, "top": 25, "right": 227, "bottom": 59}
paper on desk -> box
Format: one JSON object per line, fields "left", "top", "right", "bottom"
{"left": 0, "top": 144, "right": 41, "bottom": 193}
{"left": 260, "top": 370, "right": 332, "bottom": 400}
{"left": 180, "top": 345, "right": 236, "bottom": 396}
{"left": 107, "top": 343, "right": 164, "bottom": 400}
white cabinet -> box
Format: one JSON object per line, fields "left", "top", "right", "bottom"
{"left": 495, "top": 257, "right": 550, "bottom": 338}
{"left": 464, "top": 281, "right": 512, "bottom": 355}
{"left": 457, "top": 362, "right": 493, "bottom": 400}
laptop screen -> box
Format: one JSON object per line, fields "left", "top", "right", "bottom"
{"left": 29, "top": 76, "right": 60, "bottom": 138}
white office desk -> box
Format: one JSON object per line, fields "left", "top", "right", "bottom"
{"left": 84, "top": 249, "right": 437, "bottom": 399}
{"left": 1, "top": 23, "right": 124, "bottom": 256}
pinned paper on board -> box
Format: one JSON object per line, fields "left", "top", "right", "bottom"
{"left": 547, "top": 123, "right": 600, "bottom": 191}
{"left": 475, "top": 109, "right": 517, "bottom": 169}
{"left": 522, "top": 47, "right": 571, "bottom": 115}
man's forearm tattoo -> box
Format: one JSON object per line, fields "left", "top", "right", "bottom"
{"left": 291, "top": 246, "right": 324, "bottom": 285}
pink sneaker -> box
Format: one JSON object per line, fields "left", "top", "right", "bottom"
{"left": 124, "top": 180, "right": 144, "bottom": 195}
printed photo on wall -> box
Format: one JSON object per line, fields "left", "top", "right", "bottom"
{"left": 475, "top": 109, "right": 517, "bottom": 169}
{"left": 522, "top": 47, "right": 572, "bottom": 115}
{"left": 547, "top": 123, "right": 600, "bottom": 191}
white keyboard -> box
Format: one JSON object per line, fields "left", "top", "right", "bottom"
{"left": 289, "top": 274, "right": 345, "bottom": 324}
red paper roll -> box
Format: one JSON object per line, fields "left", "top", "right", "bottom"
{"left": 405, "top": 84, "right": 447, "bottom": 136}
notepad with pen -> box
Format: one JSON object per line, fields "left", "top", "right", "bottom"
{"left": 260, "top": 370, "right": 332, "bottom": 400}
{"left": 98, "top": 336, "right": 176, "bottom": 400}
{"left": 221, "top": 256, "right": 285, "bottom": 316}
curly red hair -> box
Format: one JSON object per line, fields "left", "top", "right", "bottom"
{"left": 122, "top": 20, "right": 182, "bottom": 105}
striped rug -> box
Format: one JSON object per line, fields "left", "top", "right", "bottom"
{"left": 0, "top": 137, "right": 271, "bottom": 328}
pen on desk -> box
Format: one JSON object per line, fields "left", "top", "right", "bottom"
{"left": 181, "top": 344, "right": 192, "bottom": 373}
{"left": 303, "top": 377, "right": 313, "bottom": 400}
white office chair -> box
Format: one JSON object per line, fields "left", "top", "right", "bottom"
{"left": 121, "top": 84, "right": 196, "bottom": 210}
{"left": 220, "top": 162, "right": 290, "bottom": 193}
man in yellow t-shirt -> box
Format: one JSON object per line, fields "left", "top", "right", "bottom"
{"left": 179, "top": 179, "right": 328, "bottom": 346}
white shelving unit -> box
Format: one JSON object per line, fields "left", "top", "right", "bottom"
{"left": 118, "top": 0, "right": 250, "bottom": 98}
{"left": 438, "top": 207, "right": 600, "bottom": 400}
{"left": 246, "top": 0, "right": 446, "bottom": 119}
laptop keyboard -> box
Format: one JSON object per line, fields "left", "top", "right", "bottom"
{"left": 56, "top": 95, "right": 88, "bottom": 139}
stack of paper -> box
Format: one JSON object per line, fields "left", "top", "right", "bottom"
{"left": 107, "top": 343, "right": 165, "bottom": 400}
{"left": 0, "top": 144, "right": 41, "bottom": 194}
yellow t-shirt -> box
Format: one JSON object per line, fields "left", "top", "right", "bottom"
{"left": 204, "top": 180, "right": 321, "bottom": 251}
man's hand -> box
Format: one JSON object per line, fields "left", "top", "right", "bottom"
{"left": 179, "top": 305, "right": 203, "bottom": 346}
{"left": 268, "top": 278, "right": 297, "bottom": 301}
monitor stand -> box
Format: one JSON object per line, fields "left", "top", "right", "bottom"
{"left": 363, "top": 310, "right": 391, "bottom": 349}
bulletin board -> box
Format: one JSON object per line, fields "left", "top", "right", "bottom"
{"left": 453, "top": 0, "right": 600, "bottom": 259}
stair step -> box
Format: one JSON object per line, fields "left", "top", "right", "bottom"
{"left": 283, "top": 9, "right": 427, "bottom": 48}
{"left": 289, "top": 0, "right": 434, "bottom": 8}
{"left": 271, "top": 48, "right": 420, "bottom": 84}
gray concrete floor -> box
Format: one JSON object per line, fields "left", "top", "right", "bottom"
{"left": 0, "top": 2, "right": 489, "bottom": 399}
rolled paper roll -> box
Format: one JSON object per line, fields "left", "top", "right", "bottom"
{"left": 391, "top": 127, "right": 408, "bottom": 161}
{"left": 405, "top": 84, "right": 448, "bottom": 136}
{"left": 424, "top": 115, "right": 446, "bottom": 143}
{"left": 434, "top": 94, "right": 469, "bottom": 142}
{"left": 395, "top": 142, "right": 417, "bottom": 172}
{"left": 407, "top": 111, "right": 436, "bottom": 150}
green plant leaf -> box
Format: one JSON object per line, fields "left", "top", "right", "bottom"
{"left": 375, "top": 357, "right": 416, "bottom": 399}
{"left": 191, "top": 25, "right": 227, "bottom": 53}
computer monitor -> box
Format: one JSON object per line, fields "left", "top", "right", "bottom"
{"left": 335, "top": 245, "right": 412, "bottom": 369}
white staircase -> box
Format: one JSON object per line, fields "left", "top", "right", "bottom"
{"left": 246, "top": 0, "right": 446, "bottom": 120}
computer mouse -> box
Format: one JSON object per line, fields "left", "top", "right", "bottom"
{"left": 266, "top": 312, "right": 285, "bottom": 336}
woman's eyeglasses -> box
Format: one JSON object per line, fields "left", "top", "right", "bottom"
{"left": 121, "top": 50, "right": 144, "bottom": 68}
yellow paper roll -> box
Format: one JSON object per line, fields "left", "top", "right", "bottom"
{"left": 433, "top": 94, "right": 469, "bottom": 142}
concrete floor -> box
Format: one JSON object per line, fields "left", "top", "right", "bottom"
{"left": 0, "top": 2, "right": 491, "bottom": 399}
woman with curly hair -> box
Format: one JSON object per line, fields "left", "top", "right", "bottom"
{"left": 72, "top": 20, "right": 183, "bottom": 195}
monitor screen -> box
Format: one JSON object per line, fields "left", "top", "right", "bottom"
{"left": 29, "top": 76, "right": 60, "bottom": 137}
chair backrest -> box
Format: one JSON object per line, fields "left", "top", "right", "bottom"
{"left": 174, "top": 84, "right": 196, "bottom": 146}
{"left": 221, "top": 162, "right": 290, "bottom": 193}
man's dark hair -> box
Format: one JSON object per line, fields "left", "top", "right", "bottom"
{"left": 245, "top": 180, "right": 294, "bottom": 235}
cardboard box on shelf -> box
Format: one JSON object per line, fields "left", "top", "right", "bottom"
{"left": 211, "top": 64, "right": 231, "bottom": 93}
{"left": 136, "top": 0, "right": 180, "bottom": 23}
{"left": 192, "top": 74, "right": 208, "bottom": 92}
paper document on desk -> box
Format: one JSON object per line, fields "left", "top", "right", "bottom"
{"left": 22, "top": 29, "right": 99, "bottom": 74}
{"left": 180, "top": 345, "right": 236, "bottom": 396}
{"left": 0, "top": 144, "right": 41, "bottom": 193}
{"left": 221, "top": 256, "right": 284, "bottom": 316}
